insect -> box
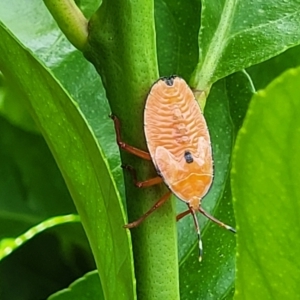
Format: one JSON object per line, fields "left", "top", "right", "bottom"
{"left": 110, "top": 75, "right": 236, "bottom": 261}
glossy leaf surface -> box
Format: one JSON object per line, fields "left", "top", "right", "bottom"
{"left": 191, "top": 0, "right": 300, "bottom": 90}
{"left": 48, "top": 270, "right": 104, "bottom": 300}
{"left": 232, "top": 67, "right": 300, "bottom": 299}
{"left": 0, "top": 20, "right": 134, "bottom": 300}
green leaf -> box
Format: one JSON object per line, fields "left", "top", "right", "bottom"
{"left": 191, "top": 0, "right": 300, "bottom": 90}
{"left": 0, "top": 222, "right": 94, "bottom": 300}
{"left": 0, "top": 115, "right": 93, "bottom": 298}
{"left": 226, "top": 70, "right": 255, "bottom": 133}
{"left": 232, "top": 67, "right": 300, "bottom": 298}
{"left": 0, "top": 22, "right": 135, "bottom": 300}
{"left": 0, "top": 116, "right": 77, "bottom": 233}
{"left": 247, "top": 44, "right": 300, "bottom": 90}
{"left": 0, "top": 78, "right": 38, "bottom": 132}
{"left": 154, "top": 0, "right": 200, "bottom": 79}
{"left": 0, "top": 214, "right": 80, "bottom": 261}
{"left": 48, "top": 270, "right": 104, "bottom": 300}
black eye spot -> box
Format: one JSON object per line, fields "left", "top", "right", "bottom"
{"left": 184, "top": 151, "right": 193, "bottom": 164}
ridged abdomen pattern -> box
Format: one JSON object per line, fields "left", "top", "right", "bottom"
{"left": 144, "top": 77, "right": 213, "bottom": 203}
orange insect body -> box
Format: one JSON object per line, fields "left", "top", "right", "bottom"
{"left": 110, "top": 75, "right": 235, "bottom": 261}
{"left": 144, "top": 77, "right": 213, "bottom": 211}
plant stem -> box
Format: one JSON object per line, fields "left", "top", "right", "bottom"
{"left": 84, "top": 0, "right": 180, "bottom": 299}
{"left": 43, "top": 0, "right": 88, "bottom": 50}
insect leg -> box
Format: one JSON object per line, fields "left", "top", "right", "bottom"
{"left": 124, "top": 192, "right": 172, "bottom": 229}
{"left": 176, "top": 209, "right": 191, "bottom": 221}
{"left": 122, "top": 165, "right": 163, "bottom": 188}
{"left": 198, "top": 207, "right": 236, "bottom": 233}
{"left": 110, "top": 114, "right": 151, "bottom": 160}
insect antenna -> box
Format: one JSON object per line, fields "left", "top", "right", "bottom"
{"left": 190, "top": 209, "right": 203, "bottom": 262}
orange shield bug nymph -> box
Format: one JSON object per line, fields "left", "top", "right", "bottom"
{"left": 110, "top": 75, "right": 235, "bottom": 261}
